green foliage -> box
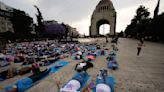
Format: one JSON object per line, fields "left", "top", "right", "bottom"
{"left": 0, "top": 31, "right": 14, "bottom": 40}
{"left": 125, "top": 5, "right": 164, "bottom": 42}
{"left": 34, "top": 5, "right": 45, "bottom": 37}
{"left": 151, "top": 13, "right": 164, "bottom": 41}
{"left": 136, "top": 5, "right": 150, "bottom": 22}
{"left": 11, "top": 9, "right": 34, "bottom": 40}
{"left": 118, "top": 31, "right": 124, "bottom": 37}
{"left": 61, "top": 23, "right": 69, "bottom": 38}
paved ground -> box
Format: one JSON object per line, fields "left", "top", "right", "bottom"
{"left": 1, "top": 38, "right": 164, "bottom": 92}
{"left": 113, "top": 38, "right": 164, "bottom": 92}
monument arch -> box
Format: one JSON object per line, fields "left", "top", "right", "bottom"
{"left": 90, "top": 0, "right": 116, "bottom": 37}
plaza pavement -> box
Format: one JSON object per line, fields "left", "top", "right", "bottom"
{"left": 0, "top": 38, "right": 164, "bottom": 92}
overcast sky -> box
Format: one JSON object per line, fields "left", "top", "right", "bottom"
{"left": 1, "top": 0, "right": 164, "bottom": 35}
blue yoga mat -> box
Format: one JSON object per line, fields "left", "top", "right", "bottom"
{"left": 53, "top": 48, "right": 61, "bottom": 51}
{"left": 71, "top": 54, "right": 86, "bottom": 60}
{"left": 113, "top": 51, "right": 117, "bottom": 61}
{"left": 77, "top": 73, "right": 90, "bottom": 91}
{"left": 89, "top": 47, "right": 96, "bottom": 51}
{"left": 49, "top": 61, "right": 69, "bottom": 73}
{"left": 4, "top": 61, "right": 69, "bottom": 92}
{"left": 4, "top": 77, "right": 33, "bottom": 92}
{"left": 60, "top": 72, "right": 90, "bottom": 91}
{"left": 44, "top": 59, "right": 58, "bottom": 66}
{"left": 97, "top": 50, "right": 107, "bottom": 56}
{"left": 107, "top": 61, "right": 118, "bottom": 70}
{"left": 92, "top": 76, "right": 114, "bottom": 92}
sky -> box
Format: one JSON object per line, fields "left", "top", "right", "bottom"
{"left": 1, "top": 0, "right": 164, "bottom": 35}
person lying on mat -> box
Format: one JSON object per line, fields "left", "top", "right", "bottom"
{"left": 75, "top": 55, "right": 81, "bottom": 60}
{"left": 75, "top": 52, "right": 83, "bottom": 60}
{"left": 96, "top": 69, "right": 112, "bottom": 92}
{"left": 106, "top": 55, "right": 114, "bottom": 61}
{"left": 60, "top": 72, "right": 87, "bottom": 92}
{"left": 3, "top": 69, "right": 51, "bottom": 92}
{"left": 75, "top": 60, "right": 93, "bottom": 73}
{"left": 106, "top": 51, "right": 116, "bottom": 61}
{"left": 31, "top": 60, "right": 40, "bottom": 75}
{"left": 107, "top": 56, "right": 118, "bottom": 70}
{"left": 93, "top": 51, "right": 97, "bottom": 57}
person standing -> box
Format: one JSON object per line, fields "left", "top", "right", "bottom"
{"left": 137, "top": 38, "right": 145, "bottom": 56}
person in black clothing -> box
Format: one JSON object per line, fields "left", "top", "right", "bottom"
{"left": 75, "top": 60, "right": 93, "bottom": 73}
{"left": 29, "top": 68, "right": 51, "bottom": 82}
{"left": 137, "top": 38, "right": 145, "bottom": 56}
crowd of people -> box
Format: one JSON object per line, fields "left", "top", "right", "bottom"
{"left": 0, "top": 37, "right": 121, "bottom": 92}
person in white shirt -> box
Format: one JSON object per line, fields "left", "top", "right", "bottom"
{"left": 137, "top": 38, "right": 145, "bottom": 56}
{"left": 60, "top": 72, "right": 87, "bottom": 92}
{"left": 60, "top": 79, "right": 80, "bottom": 92}
{"left": 75, "top": 61, "right": 93, "bottom": 73}
{"left": 96, "top": 69, "right": 112, "bottom": 92}
{"left": 96, "top": 83, "right": 111, "bottom": 92}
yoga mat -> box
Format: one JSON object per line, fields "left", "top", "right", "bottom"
{"left": 44, "top": 59, "right": 58, "bottom": 66}
{"left": 108, "top": 51, "right": 117, "bottom": 61}
{"left": 89, "top": 47, "right": 96, "bottom": 51}
{"left": 97, "top": 50, "right": 107, "bottom": 56}
{"left": 92, "top": 76, "right": 114, "bottom": 92}
{"left": 107, "top": 61, "right": 118, "bottom": 70}
{"left": 53, "top": 48, "right": 61, "bottom": 51}
{"left": 49, "top": 61, "right": 69, "bottom": 73}
{"left": 77, "top": 73, "right": 90, "bottom": 91}
{"left": 3, "top": 61, "right": 69, "bottom": 92}
{"left": 71, "top": 55, "right": 85, "bottom": 60}
{"left": 60, "top": 72, "right": 90, "bottom": 92}
{"left": 4, "top": 77, "right": 33, "bottom": 92}
{"left": 86, "top": 52, "right": 98, "bottom": 58}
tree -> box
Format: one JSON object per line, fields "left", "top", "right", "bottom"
{"left": 11, "top": 9, "right": 33, "bottom": 40}
{"left": 136, "top": 5, "right": 150, "bottom": 23}
{"left": 125, "top": 4, "right": 164, "bottom": 42}
{"left": 125, "top": 5, "right": 150, "bottom": 38}
{"left": 34, "top": 5, "right": 45, "bottom": 38}
{"left": 61, "top": 23, "right": 69, "bottom": 39}
{"left": 152, "top": 13, "right": 164, "bottom": 42}
{"left": 118, "top": 31, "right": 124, "bottom": 37}
{"left": 0, "top": 31, "right": 14, "bottom": 41}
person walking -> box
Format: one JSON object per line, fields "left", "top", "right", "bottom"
{"left": 137, "top": 38, "right": 145, "bottom": 56}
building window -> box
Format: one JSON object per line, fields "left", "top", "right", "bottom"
{"left": 107, "top": 6, "right": 108, "bottom": 10}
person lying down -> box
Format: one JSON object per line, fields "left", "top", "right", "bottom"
{"left": 74, "top": 60, "right": 93, "bottom": 73}
{"left": 96, "top": 83, "right": 111, "bottom": 92}
{"left": 59, "top": 72, "right": 87, "bottom": 92}
{"left": 96, "top": 69, "right": 112, "bottom": 92}
{"left": 60, "top": 79, "right": 80, "bottom": 92}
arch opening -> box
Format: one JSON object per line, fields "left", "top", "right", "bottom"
{"left": 99, "top": 24, "right": 110, "bottom": 36}
{"left": 96, "top": 19, "right": 110, "bottom": 36}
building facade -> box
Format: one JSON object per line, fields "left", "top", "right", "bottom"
{"left": 43, "top": 20, "right": 79, "bottom": 38}
{"left": 0, "top": 1, "right": 14, "bottom": 33}
{"left": 64, "top": 24, "right": 79, "bottom": 37}
{"left": 43, "top": 20, "right": 66, "bottom": 38}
